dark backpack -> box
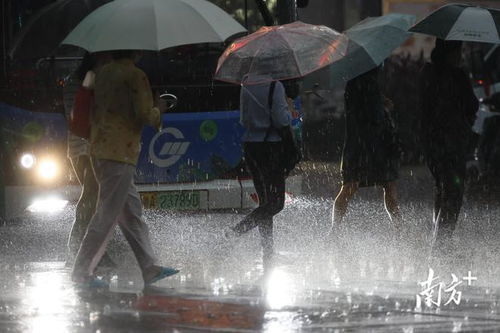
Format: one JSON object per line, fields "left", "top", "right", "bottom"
{"left": 266, "top": 81, "right": 302, "bottom": 176}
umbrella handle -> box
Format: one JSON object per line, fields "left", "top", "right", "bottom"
{"left": 160, "top": 93, "right": 178, "bottom": 110}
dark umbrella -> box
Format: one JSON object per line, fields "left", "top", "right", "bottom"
{"left": 8, "top": 0, "right": 112, "bottom": 61}
{"left": 410, "top": 4, "right": 500, "bottom": 44}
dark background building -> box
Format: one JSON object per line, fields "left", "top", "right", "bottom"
{"left": 298, "top": 0, "right": 382, "bottom": 31}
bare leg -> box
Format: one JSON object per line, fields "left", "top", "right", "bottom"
{"left": 382, "top": 181, "right": 402, "bottom": 229}
{"left": 332, "top": 182, "right": 359, "bottom": 225}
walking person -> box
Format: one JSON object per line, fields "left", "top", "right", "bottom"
{"left": 63, "top": 52, "right": 115, "bottom": 268}
{"left": 71, "top": 50, "right": 179, "bottom": 287}
{"left": 418, "top": 39, "right": 478, "bottom": 253}
{"left": 227, "top": 74, "right": 296, "bottom": 265}
{"left": 332, "top": 66, "right": 402, "bottom": 229}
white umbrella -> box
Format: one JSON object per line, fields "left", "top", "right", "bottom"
{"left": 410, "top": 4, "right": 500, "bottom": 44}
{"left": 61, "top": 0, "right": 246, "bottom": 52}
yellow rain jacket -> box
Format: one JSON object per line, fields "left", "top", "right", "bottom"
{"left": 90, "top": 59, "right": 160, "bottom": 165}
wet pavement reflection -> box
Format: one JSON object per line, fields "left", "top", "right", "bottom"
{"left": 1, "top": 164, "right": 500, "bottom": 332}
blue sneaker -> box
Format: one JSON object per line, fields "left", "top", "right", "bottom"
{"left": 145, "top": 266, "right": 179, "bottom": 285}
{"left": 75, "top": 277, "right": 109, "bottom": 289}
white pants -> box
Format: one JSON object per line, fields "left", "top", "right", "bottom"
{"left": 72, "top": 159, "right": 156, "bottom": 278}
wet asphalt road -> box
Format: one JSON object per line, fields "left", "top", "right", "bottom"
{"left": 1, "top": 162, "right": 500, "bottom": 332}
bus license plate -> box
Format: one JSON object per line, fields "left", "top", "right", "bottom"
{"left": 141, "top": 191, "right": 206, "bottom": 210}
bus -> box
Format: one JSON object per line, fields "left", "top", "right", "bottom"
{"left": 0, "top": 0, "right": 309, "bottom": 219}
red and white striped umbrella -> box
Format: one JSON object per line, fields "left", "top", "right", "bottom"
{"left": 214, "top": 21, "right": 348, "bottom": 84}
{"left": 410, "top": 3, "right": 500, "bottom": 44}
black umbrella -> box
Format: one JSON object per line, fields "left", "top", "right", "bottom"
{"left": 410, "top": 4, "right": 500, "bottom": 44}
{"left": 8, "top": 0, "right": 112, "bottom": 61}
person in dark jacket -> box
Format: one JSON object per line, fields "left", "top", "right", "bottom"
{"left": 477, "top": 94, "right": 500, "bottom": 182}
{"left": 332, "top": 66, "right": 402, "bottom": 229}
{"left": 418, "top": 39, "right": 478, "bottom": 251}
{"left": 477, "top": 110, "right": 500, "bottom": 190}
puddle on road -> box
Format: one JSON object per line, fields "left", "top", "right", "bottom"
{"left": 1, "top": 176, "right": 500, "bottom": 331}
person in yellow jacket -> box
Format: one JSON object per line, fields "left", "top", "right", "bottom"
{"left": 71, "top": 50, "right": 179, "bottom": 287}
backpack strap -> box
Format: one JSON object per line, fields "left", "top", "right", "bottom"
{"left": 268, "top": 81, "right": 276, "bottom": 109}
{"left": 264, "top": 81, "right": 277, "bottom": 142}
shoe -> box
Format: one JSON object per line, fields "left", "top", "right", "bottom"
{"left": 75, "top": 277, "right": 109, "bottom": 289}
{"left": 144, "top": 266, "right": 179, "bottom": 285}
{"left": 95, "top": 254, "right": 117, "bottom": 277}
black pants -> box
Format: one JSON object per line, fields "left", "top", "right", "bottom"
{"left": 427, "top": 154, "right": 466, "bottom": 242}
{"left": 233, "top": 142, "right": 286, "bottom": 258}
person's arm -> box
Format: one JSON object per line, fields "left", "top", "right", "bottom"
{"left": 130, "top": 69, "right": 161, "bottom": 130}
{"left": 62, "top": 74, "right": 81, "bottom": 120}
{"left": 271, "top": 81, "right": 292, "bottom": 128}
{"left": 477, "top": 118, "right": 496, "bottom": 174}
{"left": 459, "top": 69, "right": 479, "bottom": 126}
{"left": 82, "top": 70, "right": 95, "bottom": 89}
{"left": 270, "top": 81, "right": 301, "bottom": 159}
{"left": 239, "top": 86, "right": 248, "bottom": 126}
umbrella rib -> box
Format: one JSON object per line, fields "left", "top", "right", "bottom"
{"left": 151, "top": 0, "right": 159, "bottom": 50}
{"left": 286, "top": 28, "right": 342, "bottom": 46}
{"left": 275, "top": 31, "right": 303, "bottom": 77}
{"left": 242, "top": 29, "right": 276, "bottom": 80}
{"left": 247, "top": 37, "right": 268, "bottom": 79}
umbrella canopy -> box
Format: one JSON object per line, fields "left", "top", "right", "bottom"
{"left": 410, "top": 4, "right": 500, "bottom": 44}
{"left": 330, "top": 13, "right": 416, "bottom": 85}
{"left": 61, "top": 0, "right": 247, "bottom": 52}
{"left": 9, "top": 0, "right": 111, "bottom": 60}
{"left": 214, "top": 21, "right": 348, "bottom": 84}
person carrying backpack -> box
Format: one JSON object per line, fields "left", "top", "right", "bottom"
{"left": 226, "top": 73, "right": 300, "bottom": 266}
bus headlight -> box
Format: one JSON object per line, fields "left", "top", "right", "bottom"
{"left": 37, "top": 159, "right": 59, "bottom": 181}
{"left": 20, "top": 153, "right": 36, "bottom": 169}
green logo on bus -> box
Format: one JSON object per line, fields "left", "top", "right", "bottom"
{"left": 23, "top": 122, "right": 45, "bottom": 143}
{"left": 200, "top": 120, "right": 218, "bottom": 142}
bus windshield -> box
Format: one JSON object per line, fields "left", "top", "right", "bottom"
{"left": 138, "top": 0, "right": 280, "bottom": 113}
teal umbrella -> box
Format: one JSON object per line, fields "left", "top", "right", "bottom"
{"left": 330, "top": 13, "right": 416, "bottom": 85}
{"left": 61, "top": 0, "right": 246, "bottom": 52}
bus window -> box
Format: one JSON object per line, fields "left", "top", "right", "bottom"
{"left": 210, "top": 0, "right": 277, "bottom": 31}
{"left": 136, "top": 1, "right": 282, "bottom": 113}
